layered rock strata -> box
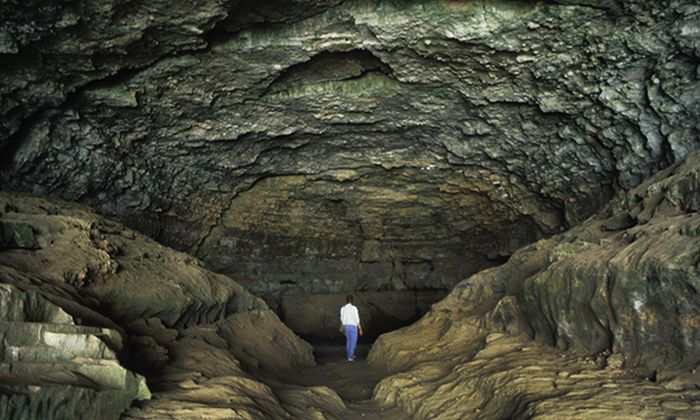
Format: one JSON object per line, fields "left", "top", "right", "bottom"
{"left": 2, "top": 0, "right": 698, "bottom": 299}
{"left": 368, "top": 149, "right": 700, "bottom": 418}
{"left": 0, "top": 284, "right": 149, "bottom": 420}
{"left": 0, "top": 192, "right": 346, "bottom": 419}
{"left": 0, "top": 1, "right": 699, "bottom": 416}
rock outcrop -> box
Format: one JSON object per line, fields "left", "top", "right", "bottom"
{"left": 2, "top": 0, "right": 698, "bottom": 302}
{"left": 0, "top": 284, "right": 149, "bottom": 420}
{"left": 0, "top": 192, "right": 346, "bottom": 419}
{"left": 368, "top": 149, "right": 700, "bottom": 418}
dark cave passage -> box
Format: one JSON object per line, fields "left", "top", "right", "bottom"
{"left": 278, "top": 340, "right": 407, "bottom": 420}
{"left": 277, "top": 289, "right": 448, "bottom": 343}
{"left": 279, "top": 332, "right": 407, "bottom": 419}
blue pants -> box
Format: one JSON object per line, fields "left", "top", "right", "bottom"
{"left": 343, "top": 325, "right": 358, "bottom": 359}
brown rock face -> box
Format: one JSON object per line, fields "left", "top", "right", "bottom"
{"left": 367, "top": 150, "right": 700, "bottom": 418}
{"left": 0, "top": 192, "right": 347, "bottom": 419}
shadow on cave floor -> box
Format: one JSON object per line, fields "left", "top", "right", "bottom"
{"left": 272, "top": 289, "right": 450, "bottom": 417}
{"left": 281, "top": 336, "right": 406, "bottom": 419}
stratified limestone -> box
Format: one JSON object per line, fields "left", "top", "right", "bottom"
{"left": 0, "top": 1, "right": 699, "bottom": 417}
{"left": 123, "top": 311, "right": 345, "bottom": 419}
{"left": 368, "top": 150, "right": 700, "bottom": 418}
{"left": 375, "top": 332, "right": 700, "bottom": 419}
{"left": 2, "top": 0, "right": 698, "bottom": 299}
{"left": 0, "top": 192, "right": 346, "bottom": 419}
{"left": 0, "top": 191, "right": 268, "bottom": 329}
{"left": 0, "top": 0, "right": 234, "bottom": 148}
{"left": 0, "top": 284, "right": 149, "bottom": 420}
{"left": 0, "top": 0, "right": 344, "bottom": 149}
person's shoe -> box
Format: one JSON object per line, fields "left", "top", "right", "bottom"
{"left": 348, "top": 357, "right": 354, "bottom": 361}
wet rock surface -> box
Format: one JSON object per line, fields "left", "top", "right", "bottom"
{"left": 367, "top": 149, "right": 700, "bottom": 418}
{"left": 2, "top": 0, "right": 699, "bottom": 300}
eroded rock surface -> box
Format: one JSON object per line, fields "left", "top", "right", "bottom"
{"left": 2, "top": 0, "right": 698, "bottom": 300}
{"left": 368, "top": 149, "right": 700, "bottom": 418}
{"left": 0, "top": 284, "right": 149, "bottom": 420}
{"left": 0, "top": 192, "right": 348, "bottom": 419}
{"left": 1, "top": 0, "right": 700, "bottom": 418}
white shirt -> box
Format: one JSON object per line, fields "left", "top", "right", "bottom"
{"left": 340, "top": 303, "right": 360, "bottom": 326}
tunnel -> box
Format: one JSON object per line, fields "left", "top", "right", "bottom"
{"left": 1, "top": 0, "right": 699, "bottom": 418}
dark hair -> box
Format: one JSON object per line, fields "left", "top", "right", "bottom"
{"left": 346, "top": 294, "right": 354, "bottom": 303}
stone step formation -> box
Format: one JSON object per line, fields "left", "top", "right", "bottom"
{"left": 0, "top": 193, "right": 349, "bottom": 418}
{"left": 0, "top": 285, "right": 149, "bottom": 419}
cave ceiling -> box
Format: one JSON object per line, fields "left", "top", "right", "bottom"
{"left": 1, "top": 0, "right": 698, "bottom": 296}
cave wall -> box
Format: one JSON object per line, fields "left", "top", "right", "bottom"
{"left": 0, "top": 191, "right": 349, "bottom": 419}
{"left": 367, "top": 149, "right": 700, "bottom": 419}
{"left": 1, "top": 0, "right": 699, "bottom": 300}
{"left": 0, "top": 284, "right": 149, "bottom": 420}
{"left": 1, "top": 1, "right": 700, "bottom": 418}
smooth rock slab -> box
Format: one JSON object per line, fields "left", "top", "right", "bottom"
{"left": 0, "top": 284, "right": 149, "bottom": 419}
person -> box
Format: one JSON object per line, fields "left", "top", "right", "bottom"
{"left": 339, "top": 294, "right": 363, "bottom": 361}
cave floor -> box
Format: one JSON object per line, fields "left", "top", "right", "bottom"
{"left": 281, "top": 339, "right": 406, "bottom": 419}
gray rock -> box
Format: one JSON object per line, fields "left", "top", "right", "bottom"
{"left": 0, "top": 222, "right": 38, "bottom": 250}
{"left": 1, "top": 1, "right": 698, "bottom": 300}
{"left": 367, "top": 149, "right": 700, "bottom": 419}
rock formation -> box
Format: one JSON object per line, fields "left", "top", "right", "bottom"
{"left": 3, "top": 0, "right": 698, "bottom": 308}
{"left": 0, "top": 193, "right": 346, "bottom": 418}
{"left": 0, "top": 284, "right": 149, "bottom": 420}
{"left": 368, "top": 148, "right": 700, "bottom": 418}
{"left": 0, "top": 0, "right": 699, "bottom": 418}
